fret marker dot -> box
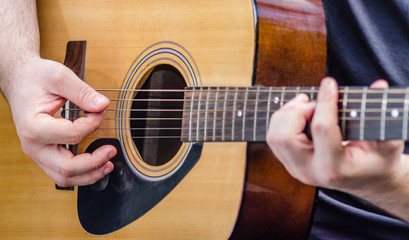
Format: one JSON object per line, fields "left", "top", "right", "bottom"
{"left": 350, "top": 110, "right": 358, "bottom": 118}
{"left": 237, "top": 110, "right": 243, "bottom": 118}
{"left": 274, "top": 96, "right": 280, "bottom": 104}
{"left": 391, "top": 109, "right": 399, "bottom": 118}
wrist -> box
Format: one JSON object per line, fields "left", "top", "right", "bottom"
{"left": 0, "top": 54, "right": 41, "bottom": 100}
{"left": 346, "top": 154, "right": 409, "bottom": 219}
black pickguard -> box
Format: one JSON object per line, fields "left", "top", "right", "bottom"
{"left": 77, "top": 138, "right": 202, "bottom": 234}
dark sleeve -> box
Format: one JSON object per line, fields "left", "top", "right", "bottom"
{"left": 309, "top": 0, "right": 409, "bottom": 239}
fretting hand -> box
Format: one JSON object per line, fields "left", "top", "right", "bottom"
{"left": 266, "top": 78, "right": 406, "bottom": 204}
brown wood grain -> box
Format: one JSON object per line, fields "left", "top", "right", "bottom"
{"left": 230, "top": 0, "right": 326, "bottom": 239}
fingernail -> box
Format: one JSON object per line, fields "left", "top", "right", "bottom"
{"left": 104, "top": 168, "right": 112, "bottom": 175}
{"left": 108, "top": 151, "right": 115, "bottom": 159}
{"left": 322, "top": 78, "right": 334, "bottom": 88}
{"left": 294, "top": 93, "right": 309, "bottom": 102}
{"left": 93, "top": 95, "right": 108, "bottom": 107}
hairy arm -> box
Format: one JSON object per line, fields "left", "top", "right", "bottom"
{"left": 0, "top": 0, "right": 116, "bottom": 187}
{"left": 0, "top": 0, "right": 39, "bottom": 93}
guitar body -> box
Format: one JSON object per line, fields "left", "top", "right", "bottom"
{"left": 0, "top": 0, "right": 326, "bottom": 239}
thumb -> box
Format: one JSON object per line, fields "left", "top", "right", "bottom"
{"left": 55, "top": 66, "right": 109, "bottom": 112}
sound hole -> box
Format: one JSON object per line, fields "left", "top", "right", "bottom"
{"left": 130, "top": 65, "right": 186, "bottom": 166}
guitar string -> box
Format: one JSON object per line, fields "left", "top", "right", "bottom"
{"left": 73, "top": 116, "right": 408, "bottom": 122}
{"left": 105, "top": 98, "right": 409, "bottom": 103}
{"left": 81, "top": 115, "right": 408, "bottom": 139}
{"left": 95, "top": 88, "right": 409, "bottom": 94}
{"left": 66, "top": 107, "right": 409, "bottom": 114}
{"left": 77, "top": 108, "right": 409, "bottom": 139}
{"left": 72, "top": 115, "right": 408, "bottom": 134}
{"left": 65, "top": 89, "right": 409, "bottom": 139}
{"left": 64, "top": 99, "right": 409, "bottom": 119}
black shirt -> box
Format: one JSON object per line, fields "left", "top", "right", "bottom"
{"left": 309, "top": 1, "right": 409, "bottom": 239}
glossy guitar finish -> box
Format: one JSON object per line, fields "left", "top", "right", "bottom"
{"left": 231, "top": 1, "right": 326, "bottom": 239}
{"left": 0, "top": 0, "right": 326, "bottom": 239}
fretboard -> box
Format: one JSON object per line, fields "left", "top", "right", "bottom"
{"left": 180, "top": 86, "right": 409, "bottom": 142}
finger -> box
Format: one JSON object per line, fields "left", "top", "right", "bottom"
{"left": 311, "top": 78, "right": 344, "bottom": 157}
{"left": 52, "top": 65, "right": 110, "bottom": 112}
{"left": 267, "top": 94, "right": 315, "bottom": 165}
{"left": 30, "top": 111, "right": 105, "bottom": 145}
{"left": 349, "top": 140, "right": 404, "bottom": 157}
{"left": 64, "top": 161, "right": 113, "bottom": 187}
{"left": 370, "top": 79, "right": 389, "bottom": 89}
{"left": 269, "top": 93, "right": 315, "bottom": 136}
{"left": 36, "top": 145, "right": 116, "bottom": 187}
{"left": 44, "top": 160, "right": 114, "bottom": 187}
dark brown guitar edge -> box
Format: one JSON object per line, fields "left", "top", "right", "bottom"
{"left": 56, "top": 41, "right": 87, "bottom": 191}
{"left": 230, "top": 1, "right": 326, "bottom": 239}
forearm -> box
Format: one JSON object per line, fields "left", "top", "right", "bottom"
{"left": 351, "top": 153, "right": 409, "bottom": 222}
{"left": 0, "top": 0, "right": 39, "bottom": 97}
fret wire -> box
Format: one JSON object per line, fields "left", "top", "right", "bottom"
{"left": 341, "top": 87, "right": 348, "bottom": 139}
{"left": 196, "top": 87, "right": 203, "bottom": 141}
{"left": 223, "top": 88, "right": 229, "bottom": 141}
{"left": 204, "top": 89, "right": 210, "bottom": 141}
{"left": 280, "top": 87, "right": 286, "bottom": 107}
{"left": 242, "top": 88, "right": 249, "bottom": 141}
{"left": 310, "top": 87, "right": 316, "bottom": 100}
{"left": 213, "top": 87, "right": 219, "bottom": 141}
{"left": 266, "top": 87, "right": 272, "bottom": 130}
{"left": 404, "top": 87, "right": 409, "bottom": 141}
{"left": 231, "top": 87, "right": 238, "bottom": 141}
{"left": 188, "top": 90, "right": 195, "bottom": 142}
{"left": 380, "top": 89, "right": 388, "bottom": 140}
{"left": 360, "top": 87, "right": 367, "bottom": 141}
{"left": 253, "top": 86, "right": 261, "bottom": 141}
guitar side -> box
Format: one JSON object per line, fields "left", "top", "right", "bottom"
{"left": 231, "top": 1, "right": 326, "bottom": 239}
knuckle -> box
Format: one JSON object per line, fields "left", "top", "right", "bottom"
{"left": 93, "top": 160, "right": 103, "bottom": 171}
{"left": 87, "top": 175, "right": 100, "bottom": 185}
{"left": 65, "top": 129, "right": 82, "bottom": 145}
{"left": 18, "top": 125, "right": 40, "bottom": 143}
{"left": 55, "top": 177, "right": 70, "bottom": 188}
{"left": 51, "top": 68, "right": 66, "bottom": 82}
{"left": 77, "top": 85, "right": 94, "bottom": 106}
{"left": 59, "top": 162, "right": 76, "bottom": 178}
{"left": 267, "top": 133, "right": 291, "bottom": 150}
{"left": 311, "top": 120, "right": 331, "bottom": 136}
{"left": 319, "top": 169, "right": 343, "bottom": 187}
{"left": 20, "top": 142, "right": 34, "bottom": 156}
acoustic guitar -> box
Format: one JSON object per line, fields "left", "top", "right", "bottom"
{"left": 1, "top": 0, "right": 335, "bottom": 239}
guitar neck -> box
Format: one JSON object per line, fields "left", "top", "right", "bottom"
{"left": 181, "top": 86, "right": 409, "bottom": 142}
